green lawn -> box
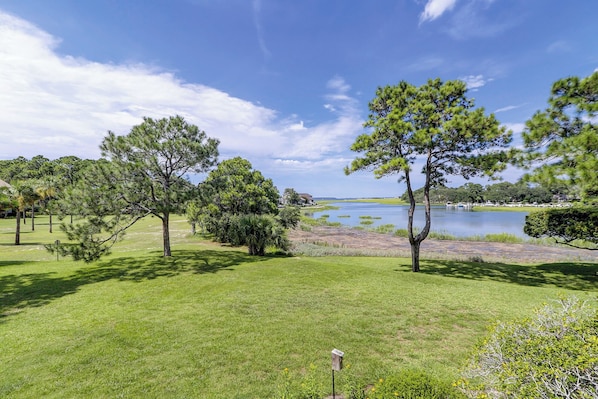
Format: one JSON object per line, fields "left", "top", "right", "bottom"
{"left": 1, "top": 215, "right": 597, "bottom": 398}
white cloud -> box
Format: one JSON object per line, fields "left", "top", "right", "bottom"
{"left": 459, "top": 74, "right": 493, "bottom": 90}
{"left": 495, "top": 104, "right": 526, "bottom": 113}
{"left": 252, "top": 0, "right": 271, "bottom": 59}
{"left": 546, "top": 40, "right": 571, "bottom": 54}
{"left": 420, "top": 0, "right": 458, "bottom": 22}
{"left": 495, "top": 105, "right": 518, "bottom": 113}
{"left": 0, "top": 10, "right": 362, "bottom": 170}
{"left": 276, "top": 76, "right": 362, "bottom": 160}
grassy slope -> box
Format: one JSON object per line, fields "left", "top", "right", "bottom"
{"left": 1, "top": 215, "right": 596, "bottom": 398}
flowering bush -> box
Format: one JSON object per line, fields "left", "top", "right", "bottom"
{"left": 367, "top": 369, "right": 464, "bottom": 399}
{"left": 459, "top": 296, "right": 598, "bottom": 398}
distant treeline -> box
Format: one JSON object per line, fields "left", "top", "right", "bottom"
{"left": 0, "top": 155, "right": 568, "bottom": 206}
{"left": 401, "top": 182, "right": 569, "bottom": 205}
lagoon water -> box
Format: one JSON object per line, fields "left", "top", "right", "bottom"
{"left": 309, "top": 202, "right": 530, "bottom": 238}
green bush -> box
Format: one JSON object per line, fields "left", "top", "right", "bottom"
{"left": 460, "top": 296, "right": 598, "bottom": 398}
{"left": 429, "top": 230, "right": 456, "bottom": 240}
{"left": 483, "top": 233, "right": 522, "bottom": 243}
{"left": 373, "top": 224, "right": 396, "bottom": 234}
{"left": 368, "top": 369, "right": 465, "bottom": 399}
{"left": 524, "top": 206, "right": 598, "bottom": 248}
{"left": 394, "top": 229, "right": 410, "bottom": 238}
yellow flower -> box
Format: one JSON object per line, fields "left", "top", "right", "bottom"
{"left": 379, "top": 378, "right": 384, "bottom": 383}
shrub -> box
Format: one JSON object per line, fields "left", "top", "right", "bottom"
{"left": 394, "top": 229, "right": 410, "bottom": 238}
{"left": 373, "top": 224, "right": 396, "bottom": 234}
{"left": 368, "top": 369, "right": 465, "bottom": 399}
{"left": 460, "top": 296, "right": 598, "bottom": 398}
{"left": 483, "top": 233, "right": 522, "bottom": 243}
{"left": 524, "top": 207, "right": 598, "bottom": 249}
{"left": 227, "top": 214, "right": 289, "bottom": 255}
{"left": 429, "top": 230, "right": 456, "bottom": 240}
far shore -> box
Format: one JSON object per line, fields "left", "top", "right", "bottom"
{"left": 313, "top": 198, "right": 571, "bottom": 212}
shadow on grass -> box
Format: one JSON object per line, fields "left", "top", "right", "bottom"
{"left": 0, "top": 249, "right": 270, "bottom": 321}
{"left": 414, "top": 259, "right": 598, "bottom": 291}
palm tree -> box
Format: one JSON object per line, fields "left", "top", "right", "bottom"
{"left": 36, "top": 179, "right": 57, "bottom": 233}
{"left": 10, "top": 181, "right": 37, "bottom": 244}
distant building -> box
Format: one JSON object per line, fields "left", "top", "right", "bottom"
{"left": 298, "top": 193, "right": 314, "bottom": 206}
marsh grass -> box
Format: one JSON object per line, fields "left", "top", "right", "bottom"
{"left": 1, "top": 215, "right": 597, "bottom": 398}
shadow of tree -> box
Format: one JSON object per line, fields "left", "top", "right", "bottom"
{"left": 413, "top": 259, "right": 598, "bottom": 291}
{"left": 0, "top": 249, "right": 270, "bottom": 321}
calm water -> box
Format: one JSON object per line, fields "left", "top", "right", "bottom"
{"left": 309, "top": 202, "right": 529, "bottom": 238}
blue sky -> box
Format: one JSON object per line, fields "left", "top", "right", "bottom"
{"left": 1, "top": 0, "right": 597, "bottom": 198}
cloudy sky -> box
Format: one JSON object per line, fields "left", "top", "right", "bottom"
{"left": 1, "top": 0, "right": 597, "bottom": 198}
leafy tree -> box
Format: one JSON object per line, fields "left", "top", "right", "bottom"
{"left": 35, "top": 178, "right": 58, "bottom": 233}
{"left": 54, "top": 115, "right": 219, "bottom": 261}
{"left": 195, "top": 157, "right": 293, "bottom": 255}
{"left": 6, "top": 181, "right": 37, "bottom": 244}
{"left": 524, "top": 207, "right": 597, "bottom": 249}
{"left": 346, "top": 78, "right": 511, "bottom": 271}
{"left": 282, "top": 188, "right": 303, "bottom": 206}
{"left": 0, "top": 156, "right": 29, "bottom": 182}
{"left": 0, "top": 155, "right": 50, "bottom": 182}
{"left": 520, "top": 71, "right": 598, "bottom": 203}
{"left": 518, "top": 72, "right": 598, "bottom": 245}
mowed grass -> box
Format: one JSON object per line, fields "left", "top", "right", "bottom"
{"left": 1, "top": 215, "right": 597, "bottom": 398}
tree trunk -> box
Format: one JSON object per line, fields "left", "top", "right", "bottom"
{"left": 190, "top": 222, "right": 196, "bottom": 235}
{"left": 410, "top": 240, "right": 421, "bottom": 272}
{"left": 162, "top": 213, "right": 171, "bottom": 257}
{"left": 31, "top": 204, "right": 35, "bottom": 231}
{"left": 22, "top": 210, "right": 26, "bottom": 224}
{"left": 15, "top": 209, "right": 21, "bottom": 245}
{"left": 49, "top": 210, "right": 53, "bottom": 233}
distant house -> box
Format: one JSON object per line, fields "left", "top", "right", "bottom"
{"left": 298, "top": 193, "right": 314, "bottom": 206}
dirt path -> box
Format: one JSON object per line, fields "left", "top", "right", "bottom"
{"left": 289, "top": 225, "right": 598, "bottom": 264}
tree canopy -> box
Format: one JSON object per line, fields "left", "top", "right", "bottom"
{"left": 192, "top": 157, "right": 297, "bottom": 255}
{"left": 55, "top": 115, "right": 219, "bottom": 261}
{"left": 520, "top": 71, "right": 598, "bottom": 203}
{"left": 519, "top": 72, "right": 598, "bottom": 248}
{"left": 346, "top": 78, "right": 512, "bottom": 271}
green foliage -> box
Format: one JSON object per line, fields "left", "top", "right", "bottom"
{"left": 428, "top": 230, "right": 457, "bottom": 240}
{"left": 195, "top": 157, "right": 291, "bottom": 255}
{"left": 229, "top": 213, "right": 290, "bottom": 255}
{"left": 524, "top": 206, "right": 598, "bottom": 249}
{"left": 482, "top": 233, "right": 523, "bottom": 244}
{"left": 519, "top": 72, "right": 598, "bottom": 203}
{"left": 283, "top": 187, "right": 303, "bottom": 206}
{"left": 460, "top": 296, "right": 598, "bottom": 399}
{"left": 368, "top": 370, "right": 465, "bottom": 399}
{"left": 345, "top": 78, "right": 512, "bottom": 272}
{"left": 402, "top": 181, "right": 554, "bottom": 205}
{"left": 373, "top": 224, "right": 396, "bottom": 234}
{"left": 275, "top": 364, "right": 326, "bottom": 399}
{"left": 52, "top": 115, "right": 219, "bottom": 260}
{"left": 278, "top": 205, "right": 301, "bottom": 229}
{"left": 199, "top": 157, "right": 279, "bottom": 217}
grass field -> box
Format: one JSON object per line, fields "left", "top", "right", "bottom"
{"left": 1, "top": 215, "right": 597, "bottom": 398}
